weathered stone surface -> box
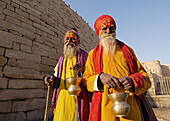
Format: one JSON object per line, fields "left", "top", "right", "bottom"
{"left": 0, "top": 37, "right": 13, "bottom": 48}
{"left": 20, "top": 44, "right": 31, "bottom": 53}
{"left": 33, "top": 22, "right": 54, "bottom": 35}
{"left": 12, "top": 98, "right": 46, "bottom": 112}
{"left": 8, "top": 79, "right": 44, "bottom": 89}
{"left": 5, "top": 49, "right": 41, "bottom": 63}
{"left": 3, "top": 9, "right": 27, "bottom": 22}
{"left": 0, "top": 101, "right": 11, "bottom": 112}
{"left": 7, "top": 58, "right": 17, "bottom": 67}
{"left": 0, "top": 56, "right": 7, "bottom": 66}
{"left": 0, "top": 77, "right": 8, "bottom": 89}
{"left": 0, "top": 113, "right": 16, "bottom": 121}
{"left": 42, "top": 57, "right": 57, "bottom": 66}
{"left": 12, "top": 42, "right": 20, "bottom": 50}
{"left": 0, "top": 47, "right": 4, "bottom": 55}
{"left": 21, "top": 22, "right": 36, "bottom": 33}
{"left": 32, "top": 46, "right": 48, "bottom": 57}
{"left": 0, "top": 112, "right": 26, "bottom": 121}
{"left": 0, "top": 89, "right": 45, "bottom": 101}
{"left": 17, "top": 60, "right": 53, "bottom": 72}
{"left": 5, "top": 16, "right": 21, "bottom": 26}
{"left": 0, "top": 31, "right": 32, "bottom": 46}
{"left": 3, "top": 66, "right": 40, "bottom": 79}
{"left": 27, "top": 109, "right": 44, "bottom": 121}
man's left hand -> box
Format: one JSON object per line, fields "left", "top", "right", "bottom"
{"left": 119, "top": 76, "right": 134, "bottom": 90}
{"left": 71, "top": 63, "right": 84, "bottom": 73}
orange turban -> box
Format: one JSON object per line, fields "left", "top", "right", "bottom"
{"left": 94, "top": 15, "right": 116, "bottom": 35}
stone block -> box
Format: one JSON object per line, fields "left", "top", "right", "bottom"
{"left": 11, "top": 2, "right": 20, "bottom": 8}
{"left": 0, "top": 20, "right": 35, "bottom": 39}
{"left": 0, "top": 56, "right": 7, "bottom": 66}
{"left": 0, "top": 113, "right": 16, "bottom": 121}
{"left": 0, "top": 101, "right": 11, "bottom": 112}
{"left": 33, "top": 41, "right": 51, "bottom": 52}
{"left": 0, "top": 1, "right": 6, "bottom": 8}
{"left": 0, "top": 89, "right": 45, "bottom": 101}
{"left": 36, "top": 29, "right": 47, "bottom": 37}
{"left": 32, "top": 46, "right": 48, "bottom": 57}
{"left": 42, "top": 57, "right": 57, "bottom": 66}
{"left": 49, "top": 52, "right": 61, "bottom": 60}
{"left": 3, "top": 9, "right": 27, "bottom": 22}
{"left": 0, "top": 77, "right": 8, "bottom": 89}
{"left": 7, "top": 4, "right": 15, "bottom": 11}
{"left": 7, "top": 58, "right": 17, "bottom": 67}
{"left": 27, "top": 109, "right": 44, "bottom": 121}
{"left": 29, "top": 14, "right": 41, "bottom": 23}
{"left": 5, "top": 49, "right": 41, "bottom": 63}
{"left": 21, "top": 22, "right": 36, "bottom": 33}
{"left": 17, "top": 60, "right": 53, "bottom": 72}
{"left": 0, "top": 112, "right": 26, "bottom": 121}
{"left": 3, "top": 66, "right": 40, "bottom": 79}
{"left": 15, "top": 8, "right": 29, "bottom": 18}
{"left": 0, "top": 14, "right": 4, "bottom": 20}
{"left": 0, "top": 47, "right": 4, "bottom": 55}
{"left": 12, "top": 98, "right": 46, "bottom": 112}
{"left": 8, "top": 79, "right": 44, "bottom": 89}
{"left": 33, "top": 22, "right": 54, "bottom": 35}
{"left": 12, "top": 42, "right": 20, "bottom": 50}
{"left": 0, "top": 30, "right": 32, "bottom": 46}
{"left": 5, "top": 16, "right": 21, "bottom": 26}
{"left": 20, "top": 44, "right": 32, "bottom": 53}
{"left": 0, "top": 37, "right": 13, "bottom": 48}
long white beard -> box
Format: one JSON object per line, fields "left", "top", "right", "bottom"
{"left": 100, "top": 33, "right": 117, "bottom": 57}
{"left": 63, "top": 42, "right": 79, "bottom": 58}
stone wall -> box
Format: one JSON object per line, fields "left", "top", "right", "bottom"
{"left": 147, "top": 95, "right": 170, "bottom": 109}
{"left": 0, "top": 0, "right": 99, "bottom": 121}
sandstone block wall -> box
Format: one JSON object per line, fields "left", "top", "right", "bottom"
{"left": 0, "top": 0, "right": 99, "bottom": 121}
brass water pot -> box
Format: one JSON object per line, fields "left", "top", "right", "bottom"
{"left": 66, "top": 77, "right": 81, "bottom": 96}
{"left": 107, "top": 89, "right": 130, "bottom": 117}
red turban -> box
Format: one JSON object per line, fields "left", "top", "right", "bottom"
{"left": 94, "top": 15, "right": 116, "bottom": 35}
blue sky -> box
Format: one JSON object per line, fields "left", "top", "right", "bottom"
{"left": 63, "top": 0, "right": 170, "bottom": 64}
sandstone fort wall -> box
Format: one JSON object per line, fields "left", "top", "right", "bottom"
{"left": 0, "top": 0, "right": 99, "bottom": 121}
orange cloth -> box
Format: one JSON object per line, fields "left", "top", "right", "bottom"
{"left": 83, "top": 44, "right": 151, "bottom": 121}
{"left": 94, "top": 15, "right": 116, "bottom": 35}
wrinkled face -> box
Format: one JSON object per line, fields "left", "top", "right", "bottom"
{"left": 99, "top": 20, "right": 116, "bottom": 37}
{"left": 64, "top": 31, "right": 79, "bottom": 46}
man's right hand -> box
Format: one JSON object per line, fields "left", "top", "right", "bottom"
{"left": 99, "top": 73, "right": 121, "bottom": 88}
{"left": 44, "top": 75, "right": 54, "bottom": 86}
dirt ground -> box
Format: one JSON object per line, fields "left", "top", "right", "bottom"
{"left": 153, "top": 108, "right": 170, "bottom": 121}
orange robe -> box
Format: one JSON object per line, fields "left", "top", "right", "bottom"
{"left": 83, "top": 44, "right": 151, "bottom": 121}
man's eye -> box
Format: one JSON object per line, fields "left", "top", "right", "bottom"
{"left": 66, "top": 38, "right": 69, "bottom": 40}
{"left": 102, "top": 27, "right": 107, "bottom": 30}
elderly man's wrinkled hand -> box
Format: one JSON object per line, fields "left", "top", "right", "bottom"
{"left": 71, "top": 63, "right": 84, "bottom": 73}
{"left": 44, "top": 75, "right": 54, "bottom": 86}
{"left": 119, "top": 76, "right": 134, "bottom": 90}
{"left": 99, "top": 73, "right": 121, "bottom": 88}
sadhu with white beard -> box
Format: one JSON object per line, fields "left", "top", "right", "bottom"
{"left": 83, "top": 15, "right": 157, "bottom": 121}
{"left": 44, "top": 28, "right": 92, "bottom": 121}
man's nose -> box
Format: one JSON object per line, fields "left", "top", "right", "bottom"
{"left": 106, "top": 27, "right": 111, "bottom": 34}
{"left": 68, "top": 38, "right": 72, "bottom": 42}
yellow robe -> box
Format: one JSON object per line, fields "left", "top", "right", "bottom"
{"left": 53, "top": 56, "right": 77, "bottom": 121}
{"left": 83, "top": 45, "right": 151, "bottom": 121}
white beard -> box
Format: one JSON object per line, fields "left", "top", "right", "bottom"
{"left": 63, "top": 42, "right": 79, "bottom": 58}
{"left": 100, "top": 33, "right": 117, "bottom": 57}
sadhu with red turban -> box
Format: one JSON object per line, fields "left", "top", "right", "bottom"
{"left": 83, "top": 15, "right": 157, "bottom": 121}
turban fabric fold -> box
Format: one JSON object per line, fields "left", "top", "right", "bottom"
{"left": 94, "top": 15, "right": 116, "bottom": 35}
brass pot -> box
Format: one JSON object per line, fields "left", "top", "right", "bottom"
{"left": 107, "top": 88, "right": 130, "bottom": 117}
{"left": 66, "top": 77, "right": 81, "bottom": 96}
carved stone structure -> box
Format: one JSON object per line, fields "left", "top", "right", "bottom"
{"left": 142, "top": 60, "right": 170, "bottom": 95}
{"left": 0, "top": 0, "right": 99, "bottom": 121}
